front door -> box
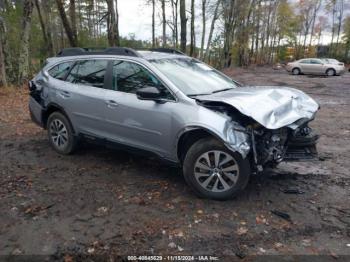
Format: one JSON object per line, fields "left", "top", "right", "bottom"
{"left": 103, "top": 60, "right": 177, "bottom": 157}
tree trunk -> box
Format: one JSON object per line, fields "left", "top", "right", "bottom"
{"left": 199, "top": 0, "right": 206, "bottom": 59}
{"left": 0, "top": 17, "right": 7, "bottom": 87}
{"left": 335, "top": 0, "right": 344, "bottom": 55}
{"left": 152, "top": 0, "right": 155, "bottom": 47}
{"left": 180, "top": 0, "right": 187, "bottom": 53}
{"left": 204, "top": 0, "right": 221, "bottom": 62}
{"left": 17, "top": 0, "right": 34, "bottom": 85}
{"left": 330, "top": 5, "right": 336, "bottom": 55}
{"left": 170, "top": 0, "right": 179, "bottom": 48}
{"left": 55, "top": 0, "right": 78, "bottom": 47}
{"left": 115, "top": 0, "right": 120, "bottom": 46}
{"left": 106, "top": 0, "right": 119, "bottom": 46}
{"left": 69, "top": 0, "right": 78, "bottom": 42}
{"left": 161, "top": 0, "right": 166, "bottom": 47}
{"left": 35, "top": 0, "right": 54, "bottom": 56}
{"left": 309, "top": 1, "right": 321, "bottom": 49}
{"left": 189, "top": 0, "right": 195, "bottom": 56}
{"left": 255, "top": 0, "right": 261, "bottom": 63}
{"left": 174, "top": 0, "right": 178, "bottom": 48}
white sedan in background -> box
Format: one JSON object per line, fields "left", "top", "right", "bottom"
{"left": 286, "top": 58, "right": 346, "bottom": 76}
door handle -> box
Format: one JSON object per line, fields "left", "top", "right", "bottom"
{"left": 105, "top": 100, "right": 119, "bottom": 108}
{"left": 59, "top": 91, "right": 70, "bottom": 98}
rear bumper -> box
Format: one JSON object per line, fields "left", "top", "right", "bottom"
{"left": 29, "top": 96, "right": 44, "bottom": 128}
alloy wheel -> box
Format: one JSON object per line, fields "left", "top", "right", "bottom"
{"left": 194, "top": 150, "right": 240, "bottom": 193}
{"left": 49, "top": 119, "right": 68, "bottom": 149}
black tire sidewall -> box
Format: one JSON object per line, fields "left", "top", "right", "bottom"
{"left": 183, "top": 138, "right": 251, "bottom": 200}
{"left": 47, "top": 112, "right": 76, "bottom": 155}
{"left": 326, "top": 69, "right": 335, "bottom": 76}
{"left": 292, "top": 68, "right": 300, "bottom": 75}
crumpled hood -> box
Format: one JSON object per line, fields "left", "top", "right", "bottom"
{"left": 196, "top": 86, "right": 319, "bottom": 129}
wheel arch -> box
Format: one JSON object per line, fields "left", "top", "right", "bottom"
{"left": 292, "top": 67, "right": 301, "bottom": 74}
{"left": 43, "top": 103, "right": 75, "bottom": 133}
{"left": 176, "top": 127, "right": 227, "bottom": 164}
{"left": 326, "top": 67, "right": 336, "bottom": 75}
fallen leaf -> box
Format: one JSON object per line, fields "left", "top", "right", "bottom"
{"left": 236, "top": 227, "right": 248, "bottom": 235}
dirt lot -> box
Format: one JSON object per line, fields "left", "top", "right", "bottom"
{"left": 0, "top": 68, "right": 350, "bottom": 259}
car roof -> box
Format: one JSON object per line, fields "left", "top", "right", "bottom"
{"left": 137, "top": 50, "right": 187, "bottom": 60}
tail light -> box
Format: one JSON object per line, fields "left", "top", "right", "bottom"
{"left": 28, "top": 81, "right": 36, "bottom": 92}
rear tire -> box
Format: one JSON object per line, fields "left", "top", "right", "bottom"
{"left": 326, "top": 68, "right": 336, "bottom": 76}
{"left": 292, "top": 68, "right": 301, "bottom": 75}
{"left": 47, "top": 112, "right": 77, "bottom": 155}
{"left": 183, "top": 138, "right": 251, "bottom": 200}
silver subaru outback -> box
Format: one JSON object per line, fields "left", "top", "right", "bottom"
{"left": 29, "top": 47, "right": 319, "bottom": 200}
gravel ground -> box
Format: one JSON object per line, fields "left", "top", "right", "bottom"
{"left": 0, "top": 67, "right": 349, "bottom": 260}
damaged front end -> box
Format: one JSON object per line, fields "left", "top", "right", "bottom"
{"left": 224, "top": 118, "right": 318, "bottom": 172}
{"left": 197, "top": 86, "right": 319, "bottom": 172}
{"left": 248, "top": 123, "right": 318, "bottom": 170}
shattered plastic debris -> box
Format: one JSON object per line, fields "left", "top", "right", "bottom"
{"left": 271, "top": 210, "right": 291, "bottom": 222}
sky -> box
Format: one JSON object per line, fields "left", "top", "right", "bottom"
{"left": 117, "top": 0, "right": 350, "bottom": 45}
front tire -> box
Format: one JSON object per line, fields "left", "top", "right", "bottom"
{"left": 292, "top": 68, "right": 301, "bottom": 75}
{"left": 183, "top": 138, "right": 251, "bottom": 200}
{"left": 47, "top": 112, "right": 77, "bottom": 155}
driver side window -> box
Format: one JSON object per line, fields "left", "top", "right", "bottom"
{"left": 112, "top": 60, "right": 174, "bottom": 100}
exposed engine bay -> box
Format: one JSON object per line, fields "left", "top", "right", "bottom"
{"left": 198, "top": 100, "right": 318, "bottom": 171}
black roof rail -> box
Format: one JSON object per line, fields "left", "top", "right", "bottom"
{"left": 57, "top": 48, "right": 86, "bottom": 57}
{"left": 56, "top": 47, "right": 141, "bottom": 57}
{"left": 104, "top": 47, "right": 141, "bottom": 57}
{"left": 149, "top": 48, "right": 186, "bottom": 55}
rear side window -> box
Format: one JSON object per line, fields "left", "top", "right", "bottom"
{"left": 48, "top": 62, "right": 74, "bottom": 80}
{"left": 66, "top": 60, "right": 108, "bottom": 88}
{"left": 311, "top": 59, "right": 322, "bottom": 64}
{"left": 299, "top": 59, "right": 310, "bottom": 64}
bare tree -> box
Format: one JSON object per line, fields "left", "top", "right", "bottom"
{"left": 180, "top": 0, "right": 187, "bottom": 52}
{"left": 190, "top": 0, "right": 195, "bottom": 56}
{"left": 161, "top": 0, "right": 166, "bottom": 47}
{"left": 69, "top": 0, "right": 78, "bottom": 41}
{"left": 17, "top": 0, "right": 34, "bottom": 84}
{"left": 35, "top": 0, "right": 54, "bottom": 56}
{"left": 308, "top": 0, "right": 322, "bottom": 49}
{"left": 0, "top": 17, "right": 7, "bottom": 87}
{"left": 204, "top": 0, "right": 221, "bottom": 62}
{"left": 170, "top": 0, "right": 179, "bottom": 48}
{"left": 200, "top": 0, "right": 208, "bottom": 59}
{"left": 116, "top": 0, "right": 120, "bottom": 45}
{"left": 335, "top": 0, "right": 344, "bottom": 53}
{"left": 56, "top": 0, "right": 78, "bottom": 47}
{"left": 152, "top": 0, "right": 156, "bottom": 47}
{"left": 106, "top": 0, "right": 119, "bottom": 46}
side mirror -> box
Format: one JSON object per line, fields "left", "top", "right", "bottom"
{"left": 136, "top": 86, "right": 162, "bottom": 101}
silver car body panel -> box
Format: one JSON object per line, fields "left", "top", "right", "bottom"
{"left": 30, "top": 52, "right": 319, "bottom": 163}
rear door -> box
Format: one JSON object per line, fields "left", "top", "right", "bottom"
{"left": 49, "top": 59, "right": 110, "bottom": 137}
{"left": 310, "top": 59, "right": 325, "bottom": 74}
{"left": 298, "top": 59, "right": 312, "bottom": 73}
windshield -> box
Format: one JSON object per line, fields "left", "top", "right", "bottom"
{"left": 149, "top": 58, "right": 237, "bottom": 96}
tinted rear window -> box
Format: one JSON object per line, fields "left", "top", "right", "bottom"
{"left": 48, "top": 62, "right": 74, "bottom": 80}
{"left": 66, "top": 60, "right": 108, "bottom": 88}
